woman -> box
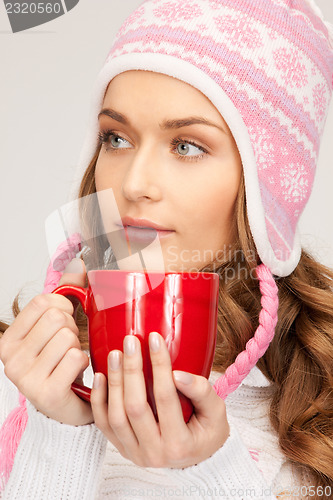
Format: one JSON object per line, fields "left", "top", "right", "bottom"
{"left": 1, "top": 0, "right": 333, "bottom": 498}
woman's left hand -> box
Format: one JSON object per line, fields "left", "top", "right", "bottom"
{"left": 90, "top": 332, "right": 230, "bottom": 468}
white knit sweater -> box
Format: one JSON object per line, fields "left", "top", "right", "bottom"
{"left": 0, "top": 361, "right": 313, "bottom": 500}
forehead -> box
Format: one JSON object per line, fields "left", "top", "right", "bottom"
{"left": 102, "top": 70, "right": 229, "bottom": 129}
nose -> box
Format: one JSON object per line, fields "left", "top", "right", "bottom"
{"left": 121, "top": 143, "right": 163, "bottom": 202}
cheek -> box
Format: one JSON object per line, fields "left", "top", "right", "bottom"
{"left": 214, "top": 181, "right": 238, "bottom": 216}
{"left": 95, "top": 156, "right": 121, "bottom": 192}
{"left": 193, "top": 175, "right": 240, "bottom": 227}
{"left": 187, "top": 177, "right": 240, "bottom": 251}
{"left": 200, "top": 198, "right": 232, "bottom": 239}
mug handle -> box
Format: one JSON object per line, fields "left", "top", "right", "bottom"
{"left": 51, "top": 284, "right": 92, "bottom": 402}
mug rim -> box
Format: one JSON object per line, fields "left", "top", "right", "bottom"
{"left": 87, "top": 269, "right": 219, "bottom": 278}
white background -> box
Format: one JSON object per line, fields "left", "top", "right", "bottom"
{"left": 1, "top": 0, "right": 333, "bottom": 323}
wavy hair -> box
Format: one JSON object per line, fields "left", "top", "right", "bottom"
{"left": 2, "top": 143, "right": 333, "bottom": 498}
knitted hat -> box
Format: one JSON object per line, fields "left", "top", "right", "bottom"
{"left": 73, "top": 0, "right": 333, "bottom": 278}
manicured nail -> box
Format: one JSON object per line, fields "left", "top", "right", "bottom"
{"left": 149, "top": 332, "right": 160, "bottom": 352}
{"left": 64, "top": 258, "right": 83, "bottom": 274}
{"left": 173, "top": 371, "right": 193, "bottom": 385}
{"left": 93, "top": 372, "right": 102, "bottom": 389}
{"left": 124, "top": 335, "right": 136, "bottom": 356}
{"left": 108, "top": 351, "right": 120, "bottom": 371}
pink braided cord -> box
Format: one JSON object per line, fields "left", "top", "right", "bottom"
{"left": 43, "top": 232, "right": 82, "bottom": 293}
{"left": 0, "top": 233, "right": 82, "bottom": 491}
{"left": 213, "top": 263, "right": 279, "bottom": 400}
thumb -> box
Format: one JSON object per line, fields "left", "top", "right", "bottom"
{"left": 58, "top": 257, "right": 87, "bottom": 288}
{"left": 173, "top": 371, "right": 226, "bottom": 421}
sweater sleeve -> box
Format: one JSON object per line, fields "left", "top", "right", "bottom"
{"left": 163, "top": 422, "right": 278, "bottom": 499}
{"left": 0, "top": 362, "right": 107, "bottom": 500}
{"left": 0, "top": 362, "right": 19, "bottom": 428}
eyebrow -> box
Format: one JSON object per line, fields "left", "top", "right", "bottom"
{"left": 98, "top": 108, "right": 228, "bottom": 135}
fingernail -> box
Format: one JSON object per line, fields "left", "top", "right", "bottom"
{"left": 173, "top": 371, "right": 193, "bottom": 385}
{"left": 64, "top": 258, "right": 83, "bottom": 274}
{"left": 124, "top": 335, "right": 136, "bottom": 356}
{"left": 149, "top": 332, "right": 160, "bottom": 352}
{"left": 93, "top": 372, "right": 102, "bottom": 389}
{"left": 108, "top": 351, "right": 120, "bottom": 371}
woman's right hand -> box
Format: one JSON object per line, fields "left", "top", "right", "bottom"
{"left": 0, "top": 258, "right": 93, "bottom": 426}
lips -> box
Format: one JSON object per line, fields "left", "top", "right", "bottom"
{"left": 115, "top": 216, "right": 175, "bottom": 244}
{"left": 117, "top": 216, "right": 174, "bottom": 231}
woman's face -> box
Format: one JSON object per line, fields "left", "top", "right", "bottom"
{"left": 95, "top": 70, "right": 242, "bottom": 272}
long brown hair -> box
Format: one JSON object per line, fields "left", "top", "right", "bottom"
{"left": 2, "top": 143, "right": 333, "bottom": 497}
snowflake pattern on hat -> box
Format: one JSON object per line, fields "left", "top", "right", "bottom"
{"left": 273, "top": 47, "right": 309, "bottom": 89}
{"left": 214, "top": 15, "right": 264, "bottom": 49}
{"left": 153, "top": 1, "right": 203, "bottom": 20}
{"left": 280, "top": 164, "right": 310, "bottom": 205}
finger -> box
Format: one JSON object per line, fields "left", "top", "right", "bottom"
{"left": 3, "top": 313, "right": 80, "bottom": 379}
{"left": 173, "top": 371, "right": 227, "bottom": 424}
{"left": 20, "top": 339, "right": 87, "bottom": 404}
{"left": 58, "top": 257, "right": 87, "bottom": 287}
{"left": 2, "top": 293, "right": 74, "bottom": 343}
{"left": 91, "top": 372, "right": 128, "bottom": 456}
{"left": 49, "top": 346, "right": 89, "bottom": 390}
{"left": 106, "top": 350, "right": 140, "bottom": 453}
{"left": 22, "top": 309, "right": 79, "bottom": 358}
{"left": 122, "top": 336, "right": 160, "bottom": 448}
{"left": 41, "top": 347, "right": 91, "bottom": 424}
{"left": 30, "top": 326, "right": 82, "bottom": 380}
{"left": 149, "top": 332, "right": 188, "bottom": 438}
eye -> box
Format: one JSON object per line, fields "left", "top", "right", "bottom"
{"left": 98, "top": 129, "right": 209, "bottom": 162}
{"left": 170, "top": 138, "right": 208, "bottom": 162}
{"left": 98, "top": 130, "right": 131, "bottom": 150}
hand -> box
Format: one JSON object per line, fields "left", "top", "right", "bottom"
{"left": 0, "top": 258, "right": 93, "bottom": 426}
{"left": 91, "top": 332, "right": 230, "bottom": 468}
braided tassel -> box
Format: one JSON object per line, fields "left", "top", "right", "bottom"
{"left": 43, "top": 232, "right": 82, "bottom": 293}
{"left": 0, "top": 393, "right": 28, "bottom": 491}
{"left": 213, "top": 263, "right": 279, "bottom": 400}
{"left": 0, "top": 233, "right": 82, "bottom": 492}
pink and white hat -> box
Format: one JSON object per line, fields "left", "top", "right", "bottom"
{"left": 73, "top": 0, "right": 333, "bottom": 277}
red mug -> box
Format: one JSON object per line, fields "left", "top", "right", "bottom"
{"left": 52, "top": 269, "right": 219, "bottom": 423}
